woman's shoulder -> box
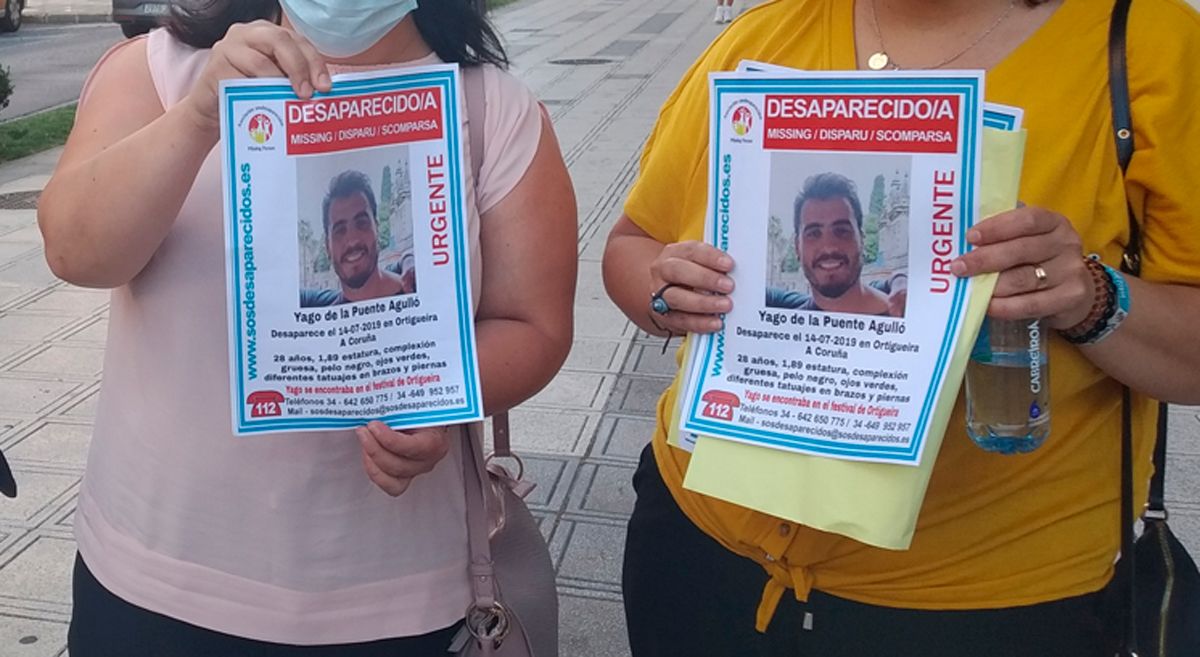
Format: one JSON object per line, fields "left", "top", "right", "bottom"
{"left": 143, "top": 27, "right": 211, "bottom": 107}
{"left": 1128, "top": 0, "right": 1200, "bottom": 49}
{"left": 79, "top": 34, "right": 154, "bottom": 111}
{"left": 1124, "top": 0, "right": 1200, "bottom": 103}
{"left": 478, "top": 64, "right": 537, "bottom": 109}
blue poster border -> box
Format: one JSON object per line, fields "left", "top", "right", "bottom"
{"left": 682, "top": 76, "right": 983, "bottom": 464}
{"left": 222, "top": 69, "right": 482, "bottom": 434}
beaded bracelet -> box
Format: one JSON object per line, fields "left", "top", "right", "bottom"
{"left": 1061, "top": 257, "right": 1130, "bottom": 345}
{"left": 1059, "top": 257, "right": 1110, "bottom": 342}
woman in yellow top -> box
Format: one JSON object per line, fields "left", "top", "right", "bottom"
{"left": 603, "top": 0, "right": 1200, "bottom": 655}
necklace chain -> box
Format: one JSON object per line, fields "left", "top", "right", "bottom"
{"left": 868, "top": 0, "right": 1018, "bottom": 70}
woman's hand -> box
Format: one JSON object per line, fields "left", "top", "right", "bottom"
{"left": 180, "top": 20, "right": 331, "bottom": 132}
{"left": 951, "top": 206, "right": 1093, "bottom": 330}
{"left": 356, "top": 422, "right": 451, "bottom": 497}
{"left": 647, "top": 241, "right": 735, "bottom": 335}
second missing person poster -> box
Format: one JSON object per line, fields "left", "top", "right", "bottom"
{"left": 680, "top": 70, "right": 986, "bottom": 466}
{"left": 220, "top": 64, "right": 483, "bottom": 435}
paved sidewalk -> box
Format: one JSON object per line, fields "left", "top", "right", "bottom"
{"left": 2, "top": 1, "right": 1200, "bottom": 656}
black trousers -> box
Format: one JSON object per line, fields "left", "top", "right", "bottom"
{"left": 622, "top": 444, "right": 1114, "bottom": 657}
{"left": 69, "top": 553, "right": 463, "bottom": 657}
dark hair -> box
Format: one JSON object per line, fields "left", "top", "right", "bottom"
{"left": 793, "top": 173, "right": 864, "bottom": 236}
{"left": 322, "top": 170, "right": 377, "bottom": 235}
{"left": 168, "top": 0, "right": 508, "bottom": 68}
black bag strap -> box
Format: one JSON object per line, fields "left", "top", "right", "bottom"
{"left": 1108, "top": 1, "right": 1171, "bottom": 655}
{"left": 0, "top": 448, "right": 14, "bottom": 498}
{"left": 1109, "top": 1, "right": 1137, "bottom": 655}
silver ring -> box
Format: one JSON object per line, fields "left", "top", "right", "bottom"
{"left": 650, "top": 283, "right": 679, "bottom": 315}
{"left": 1033, "top": 265, "right": 1048, "bottom": 289}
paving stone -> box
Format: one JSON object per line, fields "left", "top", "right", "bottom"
{"left": 0, "top": 209, "right": 36, "bottom": 234}
{"left": 0, "top": 285, "right": 36, "bottom": 309}
{"left": 520, "top": 456, "right": 576, "bottom": 512}
{"left": 574, "top": 305, "right": 631, "bottom": 339}
{"left": 0, "top": 379, "right": 79, "bottom": 415}
{"left": 0, "top": 176, "right": 51, "bottom": 195}
{"left": 598, "top": 416, "right": 656, "bottom": 460}
{"left": 56, "top": 388, "right": 98, "bottom": 419}
{"left": 11, "top": 346, "right": 105, "bottom": 379}
{"left": 1168, "top": 507, "right": 1200, "bottom": 558}
{"left": 557, "top": 520, "right": 626, "bottom": 587}
{"left": 0, "top": 314, "right": 78, "bottom": 344}
{"left": 1165, "top": 453, "right": 1200, "bottom": 509}
{"left": 501, "top": 408, "right": 594, "bottom": 456}
{"left": 0, "top": 225, "right": 44, "bottom": 245}
{"left": 527, "top": 372, "right": 611, "bottom": 409}
{"left": 0, "top": 256, "right": 59, "bottom": 289}
{"left": 1167, "top": 406, "right": 1200, "bottom": 455}
{"left": 0, "top": 341, "right": 38, "bottom": 367}
{"left": 575, "top": 261, "right": 614, "bottom": 309}
{"left": 558, "top": 595, "right": 630, "bottom": 657}
{"left": 623, "top": 342, "right": 679, "bottom": 377}
{"left": 0, "top": 536, "right": 76, "bottom": 605}
{"left": 5, "top": 423, "right": 91, "bottom": 467}
{"left": 0, "top": 616, "right": 67, "bottom": 657}
{"left": 0, "top": 417, "right": 27, "bottom": 441}
{"left": 18, "top": 289, "right": 108, "bottom": 316}
{"left": 0, "top": 242, "right": 40, "bottom": 264}
{"left": 569, "top": 463, "right": 636, "bottom": 516}
{"left": 58, "top": 318, "right": 108, "bottom": 345}
{"left": 0, "top": 472, "right": 78, "bottom": 525}
{"left": 608, "top": 376, "right": 669, "bottom": 416}
{"left": 563, "top": 338, "right": 625, "bottom": 373}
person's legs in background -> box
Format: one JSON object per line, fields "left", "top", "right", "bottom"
{"left": 714, "top": 0, "right": 735, "bottom": 24}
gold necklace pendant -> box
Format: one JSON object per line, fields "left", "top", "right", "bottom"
{"left": 867, "top": 52, "right": 891, "bottom": 70}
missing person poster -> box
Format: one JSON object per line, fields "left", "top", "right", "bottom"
{"left": 220, "top": 65, "right": 483, "bottom": 435}
{"left": 680, "top": 70, "right": 985, "bottom": 466}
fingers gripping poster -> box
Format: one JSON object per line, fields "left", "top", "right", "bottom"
{"left": 681, "top": 71, "right": 985, "bottom": 466}
{"left": 220, "top": 65, "right": 483, "bottom": 435}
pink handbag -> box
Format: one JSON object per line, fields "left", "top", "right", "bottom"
{"left": 451, "top": 415, "right": 558, "bottom": 656}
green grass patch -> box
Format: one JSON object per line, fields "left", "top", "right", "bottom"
{"left": 488, "top": 0, "right": 520, "bottom": 8}
{"left": 0, "top": 104, "right": 77, "bottom": 164}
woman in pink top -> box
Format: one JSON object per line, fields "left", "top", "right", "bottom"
{"left": 36, "top": 1, "right": 577, "bottom": 655}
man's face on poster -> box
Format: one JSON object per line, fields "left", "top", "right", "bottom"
{"left": 326, "top": 191, "right": 380, "bottom": 290}
{"left": 797, "top": 196, "right": 864, "bottom": 299}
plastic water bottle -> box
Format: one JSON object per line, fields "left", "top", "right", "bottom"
{"left": 965, "top": 318, "right": 1050, "bottom": 454}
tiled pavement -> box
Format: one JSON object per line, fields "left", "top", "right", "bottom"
{"left": 2, "top": 1, "right": 1200, "bottom": 656}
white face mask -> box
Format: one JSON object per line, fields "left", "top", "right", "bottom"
{"left": 280, "top": 0, "right": 419, "bottom": 59}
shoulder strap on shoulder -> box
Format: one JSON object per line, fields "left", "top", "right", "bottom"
{"left": 1108, "top": 0, "right": 1139, "bottom": 275}
{"left": 463, "top": 65, "right": 487, "bottom": 186}
{"left": 460, "top": 65, "right": 513, "bottom": 456}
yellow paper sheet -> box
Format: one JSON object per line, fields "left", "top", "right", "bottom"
{"left": 680, "top": 127, "right": 1027, "bottom": 551}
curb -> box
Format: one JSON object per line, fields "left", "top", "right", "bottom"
{"left": 23, "top": 12, "right": 112, "bottom": 24}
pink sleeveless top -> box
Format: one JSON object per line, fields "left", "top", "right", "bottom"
{"left": 74, "top": 28, "right": 543, "bottom": 644}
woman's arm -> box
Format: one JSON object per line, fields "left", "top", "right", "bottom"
{"left": 953, "top": 206, "right": 1200, "bottom": 404}
{"left": 37, "top": 39, "right": 211, "bottom": 288}
{"left": 603, "top": 214, "right": 733, "bottom": 336}
{"left": 473, "top": 115, "right": 577, "bottom": 414}
{"left": 38, "top": 23, "right": 328, "bottom": 288}
{"left": 1076, "top": 278, "right": 1200, "bottom": 403}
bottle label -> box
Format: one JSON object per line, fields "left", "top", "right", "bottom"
{"left": 1027, "top": 320, "right": 1042, "bottom": 394}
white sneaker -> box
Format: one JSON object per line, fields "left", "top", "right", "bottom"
{"left": 714, "top": 6, "right": 725, "bottom": 23}
{"left": 722, "top": 6, "right": 734, "bottom": 22}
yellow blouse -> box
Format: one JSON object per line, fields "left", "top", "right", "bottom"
{"left": 623, "top": 0, "right": 1200, "bottom": 629}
